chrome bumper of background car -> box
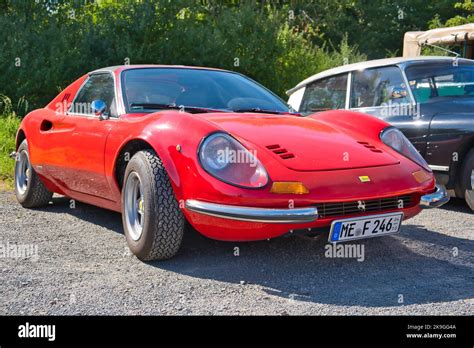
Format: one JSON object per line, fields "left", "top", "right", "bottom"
{"left": 420, "top": 185, "right": 450, "bottom": 209}
{"left": 185, "top": 200, "right": 318, "bottom": 223}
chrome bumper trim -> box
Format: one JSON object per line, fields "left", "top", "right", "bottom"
{"left": 429, "top": 165, "right": 450, "bottom": 172}
{"left": 185, "top": 200, "right": 318, "bottom": 223}
{"left": 420, "top": 185, "right": 450, "bottom": 209}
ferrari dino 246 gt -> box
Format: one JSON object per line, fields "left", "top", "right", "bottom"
{"left": 13, "top": 65, "right": 449, "bottom": 260}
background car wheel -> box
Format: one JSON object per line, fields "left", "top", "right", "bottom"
{"left": 461, "top": 148, "right": 474, "bottom": 211}
{"left": 14, "top": 140, "right": 53, "bottom": 208}
{"left": 121, "top": 149, "right": 185, "bottom": 260}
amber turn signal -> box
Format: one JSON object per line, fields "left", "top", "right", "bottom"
{"left": 270, "top": 182, "right": 309, "bottom": 194}
{"left": 412, "top": 170, "right": 432, "bottom": 183}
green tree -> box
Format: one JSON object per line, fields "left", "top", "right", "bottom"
{"left": 429, "top": 0, "right": 474, "bottom": 27}
{"left": 0, "top": 0, "right": 367, "bottom": 110}
{"left": 283, "top": 0, "right": 458, "bottom": 59}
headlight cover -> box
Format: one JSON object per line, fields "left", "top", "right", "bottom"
{"left": 380, "top": 127, "right": 431, "bottom": 172}
{"left": 199, "top": 132, "right": 268, "bottom": 188}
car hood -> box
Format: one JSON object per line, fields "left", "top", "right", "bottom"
{"left": 198, "top": 113, "right": 400, "bottom": 171}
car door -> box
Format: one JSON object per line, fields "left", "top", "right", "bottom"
{"left": 349, "top": 66, "right": 430, "bottom": 156}
{"left": 49, "top": 73, "right": 117, "bottom": 199}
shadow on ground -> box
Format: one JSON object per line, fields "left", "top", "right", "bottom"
{"left": 40, "top": 195, "right": 474, "bottom": 308}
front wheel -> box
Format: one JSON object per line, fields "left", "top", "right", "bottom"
{"left": 14, "top": 140, "right": 53, "bottom": 208}
{"left": 461, "top": 148, "right": 474, "bottom": 211}
{"left": 121, "top": 149, "right": 185, "bottom": 260}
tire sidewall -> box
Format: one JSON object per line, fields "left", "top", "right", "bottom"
{"left": 461, "top": 149, "right": 474, "bottom": 210}
{"left": 121, "top": 152, "right": 157, "bottom": 259}
{"left": 14, "top": 141, "right": 32, "bottom": 204}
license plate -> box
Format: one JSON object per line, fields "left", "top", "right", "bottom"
{"left": 328, "top": 212, "right": 403, "bottom": 243}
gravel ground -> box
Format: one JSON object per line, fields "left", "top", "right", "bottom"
{"left": 0, "top": 190, "right": 473, "bottom": 315}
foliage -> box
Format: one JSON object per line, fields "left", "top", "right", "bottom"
{"left": 429, "top": 0, "right": 474, "bottom": 28}
{"left": 280, "top": 0, "right": 458, "bottom": 59}
{"left": 425, "top": 0, "right": 474, "bottom": 56}
{"left": 0, "top": 110, "right": 20, "bottom": 183}
{"left": 2, "top": 0, "right": 443, "bottom": 114}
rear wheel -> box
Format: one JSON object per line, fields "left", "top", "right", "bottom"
{"left": 14, "top": 140, "right": 53, "bottom": 208}
{"left": 121, "top": 149, "right": 185, "bottom": 260}
{"left": 460, "top": 148, "right": 474, "bottom": 211}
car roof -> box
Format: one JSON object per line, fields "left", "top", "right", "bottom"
{"left": 89, "top": 64, "right": 230, "bottom": 75}
{"left": 286, "top": 56, "right": 472, "bottom": 95}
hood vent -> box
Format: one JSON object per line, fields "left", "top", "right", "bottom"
{"left": 357, "top": 141, "right": 383, "bottom": 153}
{"left": 266, "top": 144, "right": 295, "bottom": 160}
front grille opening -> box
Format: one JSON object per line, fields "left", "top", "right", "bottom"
{"left": 315, "top": 194, "right": 416, "bottom": 218}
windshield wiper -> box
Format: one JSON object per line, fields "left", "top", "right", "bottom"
{"left": 130, "top": 103, "right": 289, "bottom": 115}
{"left": 130, "top": 103, "right": 227, "bottom": 113}
{"left": 232, "top": 107, "right": 286, "bottom": 115}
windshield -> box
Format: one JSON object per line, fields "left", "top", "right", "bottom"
{"left": 405, "top": 61, "right": 474, "bottom": 103}
{"left": 122, "top": 68, "right": 289, "bottom": 113}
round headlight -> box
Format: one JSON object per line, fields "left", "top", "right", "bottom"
{"left": 199, "top": 133, "right": 269, "bottom": 188}
{"left": 380, "top": 127, "right": 431, "bottom": 172}
{"left": 200, "top": 134, "right": 232, "bottom": 171}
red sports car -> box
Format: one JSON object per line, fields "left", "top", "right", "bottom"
{"left": 13, "top": 65, "right": 449, "bottom": 260}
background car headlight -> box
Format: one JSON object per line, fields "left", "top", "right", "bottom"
{"left": 199, "top": 132, "right": 268, "bottom": 188}
{"left": 380, "top": 127, "right": 431, "bottom": 172}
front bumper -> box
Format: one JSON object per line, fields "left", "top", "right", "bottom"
{"left": 420, "top": 185, "right": 450, "bottom": 209}
{"left": 185, "top": 195, "right": 424, "bottom": 241}
{"left": 186, "top": 185, "right": 447, "bottom": 225}
{"left": 185, "top": 199, "right": 318, "bottom": 223}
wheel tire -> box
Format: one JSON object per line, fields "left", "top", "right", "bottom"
{"left": 14, "top": 140, "right": 53, "bottom": 208}
{"left": 460, "top": 148, "right": 474, "bottom": 211}
{"left": 121, "top": 149, "right": 184, "bottom": 260}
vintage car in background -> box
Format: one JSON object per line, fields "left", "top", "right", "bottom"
{"left": 13, "top": 65, "right": 447, "bottom": 260}
{"left": 403, "top": 24, "right": 474, "bottom": 59}
{"left": 287, "top": 56, "right": 474, "bottom": 211}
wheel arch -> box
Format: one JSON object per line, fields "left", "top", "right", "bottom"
{"left": 112, "top": 138, "right": 182, "bottom": 199}
{"left": 16, "top": 128, "right": 26, "bottom": 150}
{"left": 452, "top": 135, "right": 474, "bottom": 197}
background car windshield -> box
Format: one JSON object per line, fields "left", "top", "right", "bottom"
{"left": 406, "top": 62, "right": 474, "bottom": 103}
{"left": 300, "top": 74, "right": 348, "bottom": 115}
{"left": 122, "top": 68, "right": 289, "bottom": 112}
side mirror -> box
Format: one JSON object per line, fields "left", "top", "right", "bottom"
{"left": 91, "top": 100, "right": 108, "bottom": 120}
{"left": 391, "top": 87, "right": 407, "bottom": 100}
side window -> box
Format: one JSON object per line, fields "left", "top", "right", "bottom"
{"left": 71, "top": 73, "right": 115, "bottom": 116}
{"left": 350, "top": 66, "right": 410, "bottom": 108}
{"left": 300, "top": 74, "right": 348, "bottom": 115}
{"left": 409, "top": 78, "right": 433, "bottom": 103}
{"left": 434, "top": 74, "right": 467, "bottom": 97}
